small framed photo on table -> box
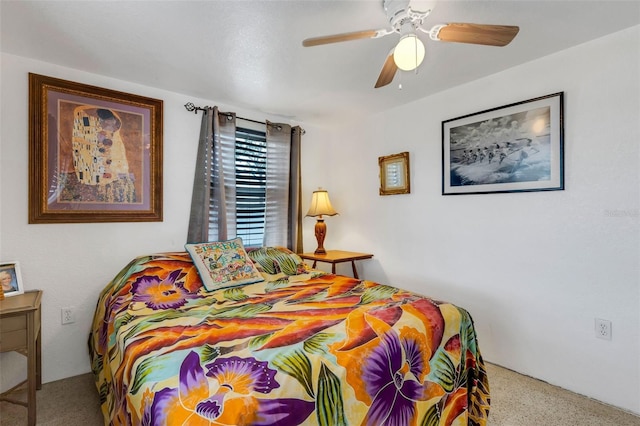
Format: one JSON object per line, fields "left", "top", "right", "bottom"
{"left": 0, "top": 261, "right": 24, "bottom": 297}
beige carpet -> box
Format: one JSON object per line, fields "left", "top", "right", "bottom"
{"left": 1, "top": 362, "right": 639, "bottom": 425}
{"left": 485, "top": 363, "right": 640, "bottom": 426}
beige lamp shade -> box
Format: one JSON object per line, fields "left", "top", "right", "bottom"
{"left": 306, "top": 189, "right": 338, "bottom": 217}
{"left": 306, "top": 189, "right": 338, "bottom": 254}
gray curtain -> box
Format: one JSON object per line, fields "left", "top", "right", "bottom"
{"left": 186, "top": 107, "right": 237, "bottom": 243}
{"left": 289, "top": 126, "right": 303, "bottom": 253}
{"left": 263, "top": 123, "right": 303, "bottom": 252}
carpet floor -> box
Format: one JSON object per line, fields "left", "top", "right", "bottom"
{"left": 1, "top": 362, "right": 638, "bottom": 425}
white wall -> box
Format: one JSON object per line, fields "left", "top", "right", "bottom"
{"left": 1, "top": 26, "right": 638, "bottom": 416}
{"left": 302, "top": 26, "right": 640, "bottom": 414}
{"left": 0, "top": 52, "right": 327, "bottom": 390}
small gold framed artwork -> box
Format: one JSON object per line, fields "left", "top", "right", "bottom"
{"left": 379, "top": 151, "right": 410, "bottom": 196}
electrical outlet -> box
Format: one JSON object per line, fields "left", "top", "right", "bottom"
{"left": 61, "top": 307, "right": 75, "bottom": 325}
{"left": 595, "top": 318, "right": 611, "bottom": 340}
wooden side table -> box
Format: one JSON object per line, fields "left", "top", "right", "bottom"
{"left": 0, "top": 290, "right": 42, "bottom": 426}
{"left": 299, "top": 250, "right": 373, "bottom": 279}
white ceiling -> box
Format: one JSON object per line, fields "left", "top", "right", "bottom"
{"left": 1, "top": 0, "right": 639, "bottom": 125}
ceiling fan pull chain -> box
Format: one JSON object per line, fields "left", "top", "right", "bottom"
{"left": 414, "top": 34, "right": 419, "bottom": 70}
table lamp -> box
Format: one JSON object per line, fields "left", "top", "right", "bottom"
{"left": 305, "top": 189, "right": 338, "bottom": 254}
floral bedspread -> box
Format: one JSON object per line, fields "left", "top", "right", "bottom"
{"left": 88, "top": 252, "right": 490, "bottom": 425}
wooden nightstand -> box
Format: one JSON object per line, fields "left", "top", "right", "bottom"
{"left": 299, "top": 250, "right": 373, "bottom": 279}
{"left": 0, "top": 290, "right": 42, "bottom": 426}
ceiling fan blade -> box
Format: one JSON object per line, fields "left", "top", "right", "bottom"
{"left": 375, "top": 51, "right": 398, "bottom": 88}
{"left": 435, "top": 23, "right": 519, "bottom": 47}
{"left": 302, "top": 29, "right": 382, "bottom": 47}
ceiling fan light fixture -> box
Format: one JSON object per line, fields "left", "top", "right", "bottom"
{"left": 393, "top": 34, "right": 425, "bottom": 71}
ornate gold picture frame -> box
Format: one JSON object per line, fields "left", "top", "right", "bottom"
{"left": 379, "top": 151, "right": 410, "bottom": 196}
{"left": 28, "top": 73, "right": 163, "bottom": 223}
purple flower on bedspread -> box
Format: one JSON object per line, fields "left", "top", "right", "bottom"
{"left": 131, "top": 270, "right": 197, "bottom": 310}
{"left": 362, "top": 328, "right": 426, "bottom": 426}
{"left": 147, "top": 351, "right": 314, "bottom": 425}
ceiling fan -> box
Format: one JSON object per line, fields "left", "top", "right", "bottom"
{"left": 302, "top": 0, "right": 519, "bottom": 88}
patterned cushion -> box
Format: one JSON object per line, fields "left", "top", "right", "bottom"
{"left": 185, "top": 237, "right": 264, "bottom": 291}
{"left": 247, "top": 246, "right": 310, "bottom": 276}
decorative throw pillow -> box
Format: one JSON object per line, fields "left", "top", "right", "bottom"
{"left": 247, "top": 246, "right": 310, "bottom": 276}
{"left": 185, "top": 237, "right": 264, "bottom": 292}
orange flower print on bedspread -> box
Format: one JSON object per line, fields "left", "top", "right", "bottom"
{"left": 131, "top": 270, "right": 200, "bottom": 310}
{"left": 331, "top": 300, "right": 472, "bottom": 426}
{"left": 144, "top": 351, "right": 314, "bottom": 426}
{"left": 333, "top": 314, "right": 436, "bottom": 426}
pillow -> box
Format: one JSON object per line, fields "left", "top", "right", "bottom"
{"left": 185, "top": 237, "right": 264, "bottom": 292}
{"left": 247, "top": 246, "right": 310, "bottom": 276}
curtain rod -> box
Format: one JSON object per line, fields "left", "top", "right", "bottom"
{"left": 184, "top": 102, "right": 305, "bottom": 134}
{"left": 184, "top": 102, "right": 267, "bottom": 126}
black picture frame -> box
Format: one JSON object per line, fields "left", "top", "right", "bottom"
{"left": 442, "top": 92, "right": 564, "bottom": 195}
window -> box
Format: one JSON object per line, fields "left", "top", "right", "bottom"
{"left": 190, "top": 113, "right": 299, "bottom": 248}
{"left": 189, "top": 109, "right": 300, "bottom": 249}
{"left": 234, "top": 127, "right": 267, "bottom": 247}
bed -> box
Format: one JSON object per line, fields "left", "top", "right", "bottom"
{"left": 88, "top": 243, "right": 490, "bottom": 426}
